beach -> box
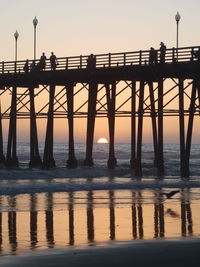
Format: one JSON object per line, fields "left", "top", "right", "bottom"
{"left": 0, "top": 144, "right": 200, "bottom": 266}
{"left": 0, "top": 186, "right": 200, "bottom": 266}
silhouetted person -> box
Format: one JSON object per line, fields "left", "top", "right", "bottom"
{"left": 87, "top": 54, "right": 96, "bottom": 69}
{"left": 30, "top": 60, "right": 36, "bottom": 72}
{"left": 159, "top": 42, "right": 166, "bottom": 63}
{"left": 50, "top": 52, "right": 58, "bottom": 70}
{"left": 39, "top": 52, "right": 46, "bottom": 70}
{"left": 23, "top": 59, "right": 29, "bottom": 73}
{"left": 149, "top": 47, "right": 158, "bottom": 64}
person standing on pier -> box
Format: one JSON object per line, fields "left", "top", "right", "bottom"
{"left": 87, "top": 54, "right": 96, "bottom": 69}
{"left": 50, "top": 52, "right": 58, "bottom": 70}
{"left": 30, "top": 60, "right": 36, "bottom": 72}
{"left": 159, "top": 42, "right": 166, "bottom": 63}
{"left": 39, "top": 52, "right": 47, "bottom": 70}
{"left": 23, "top": 59, "right": 29, "bottom": 73}
{"left": 149, "top": 47, "right": 158, "bottom": 64}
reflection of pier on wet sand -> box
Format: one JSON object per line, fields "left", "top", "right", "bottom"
{"left": 0, "top": 189, "right": 198, "bottom": 255}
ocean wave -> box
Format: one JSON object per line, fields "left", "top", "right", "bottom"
{"left": 0, "top": 143, "right": 200, "bottom": 195}
{"left": 1, "top": 143, "right": 200, "bottom": 176}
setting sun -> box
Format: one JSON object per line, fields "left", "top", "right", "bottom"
{"left": 97, "top": 138, "right": 108, "bottom": 144}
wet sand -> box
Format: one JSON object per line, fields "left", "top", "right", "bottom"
{"left": 1, "top": 239, "right": 200, "bottom": 267}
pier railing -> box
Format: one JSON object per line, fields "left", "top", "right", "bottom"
{"left": 0, "top": 46, "right": 199, "bottom": 74}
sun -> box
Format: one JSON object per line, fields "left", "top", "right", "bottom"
{"left": 97, "top": 138, "right": 108, "bottom": 144}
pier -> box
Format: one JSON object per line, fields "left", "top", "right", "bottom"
{"left": 0, "top": 45, "right": 200, "bottom": 176}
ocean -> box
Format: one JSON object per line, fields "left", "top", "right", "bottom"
{"left": 0, "top": 143, "right": 200, "bottom": 258}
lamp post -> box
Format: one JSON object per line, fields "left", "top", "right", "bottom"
{"left": 175, "top": 11, "right": 181, "bottom": 60}
{"left": 14, "top": 30, "right": 19, "bottom": 61}
{"left": 33, "top": 16, "right": 38, "bottom": 60}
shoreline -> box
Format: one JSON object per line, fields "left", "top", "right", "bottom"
{"left": 1, "top": 238, "right": 200, "bottom": 267}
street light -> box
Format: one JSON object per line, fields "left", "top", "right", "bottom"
{"left": 14, "top": 30, "right": 19, "bottom": 61}
{"left": 175, "top": 11, "right": 181, "bottom": 60}
{"left": 33, "top": 16, "right": 38, "bottom": 60}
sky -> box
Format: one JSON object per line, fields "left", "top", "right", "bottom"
{"left": 1, "top": 0, "right": 200, "bottom": 143}
{"left": 1, "top": 0, "right": 199, "bottom": 61}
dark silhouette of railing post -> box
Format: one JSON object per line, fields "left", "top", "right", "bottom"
{"left": 157, "top": 79, "right": 164, "bottom": 176}
{"left": 106, "top": 82, "right": 117, "bottom": 169}
{"left": 0, "top": 105, "right": 5, "bottom": 167}
{"left": 135, "top": 81, "right": 145, "bottom": 176}
{"left": 178, "top": 79, "right": 186, "bottom": 177}
{"left": 184, "top": 79, "right": 198, "bottom": 177}
{"left": 43, "top": 84, "right": 56, "bottom": 168}
{"left": 29, "top": 87, "right": 42, "bottom": 168}
{"left": 84, "top": 81, "right": 98, "bottom": 166}
{"left": 6, "top": 86, "right": 19, "bottom": 167}
{"left": 139, "top": 50, "right": 142, "bottom": 65}
{"left": 130, "top": 81, "right": 136, "bottom": 169}
{"left": 2, "top": 62, "right": 4, "bottom": 74}
{"left": 148, "top": 81, "right": 158, "bottom": 166}
{"left": 172, "top": 47, "right": 176, "bottom": 63}
{"left": 66, "top": 83, "right": 77, "bottom": 169}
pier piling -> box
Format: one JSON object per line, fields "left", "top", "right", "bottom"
{"left": 66, "top": 83, "right": 78, "bottom": 169}
{"left": 43, "top": 84, "right": 56, "bottom": 169}
{"left": 6, "top": 87, "right": 18, "bottom": 167}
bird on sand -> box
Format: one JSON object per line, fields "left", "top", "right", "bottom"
{"left": 162, "top": 190, "right": 180, "bottom": 199}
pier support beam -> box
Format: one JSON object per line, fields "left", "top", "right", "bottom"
{"left": 157, "top": 79, "right": 164, "bottom": 176}
{"left": 135, "top": 81, "right": 145, "bottom": 176}
{"left": 43, "top": 84, "right": 56, "bottom": 169}
{"left": 29, "top": 87, "right": 42, "bottom": 168}
{"left": 178, "top": 79, "right": 186, "bottom": 177}
{"left": 130, "top": 81, "right": 136, "bottom": 169}
{"left": 184, "top": 79, "right": 197, "bottom": 177}
{"left": 84, "top": 82, "right": 98, "bottom": 166}
{"left": 148, "top": 81, "right": 158, "bottom": 167}
{"left": 106, "top": 82, "right": 117, "bottom": 169}
{"left": 6, "top": 86, "right": 19, "bottom": 167}
{"left": 66, "top": 83, "right": 77, "bottom": 169}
